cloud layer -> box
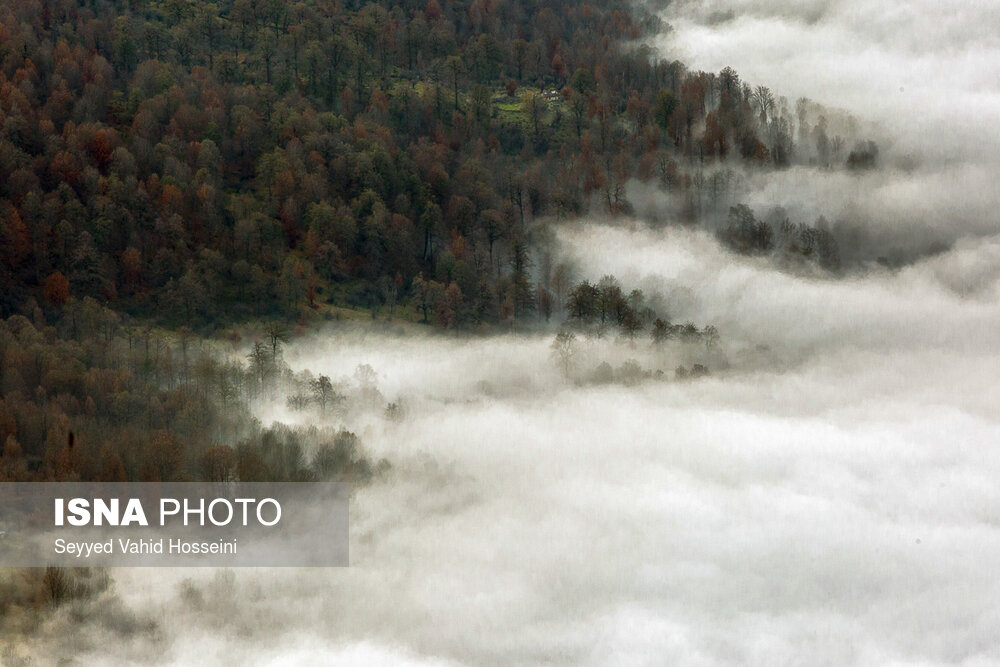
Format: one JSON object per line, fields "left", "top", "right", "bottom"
{"left": 658, "top": 0, "right": 1000, "bottom": 162}
{"left": 653, "top": 0, "right": 1000, "bottom": 263}
{"left": 11, "top": 221, "right": 1000, "bottom": 665}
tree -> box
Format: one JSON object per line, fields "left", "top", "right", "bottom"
{"left": 570, "top": 68, "right": 595, "bottom": 96}
{"left": 248, "top": 341, "right": 271, "bottom": 388}
{"left": 568, "top": 280, "right": 598, "bottom": 323}
{"left": 201, "top": 445, "right": 235, "bottom": 482}
{"left": 621, "top": 308, "right": 643, "bottom": 341}
{"left": 120, "top": 248, "right": 142, "bottom": 293}
{"left": 813, "top": 115, "right": 830, "bottom": 165}
{"left": 313, "top": 430, "right": 367, "bottom": 480}
{"left": 145, "top": 430, "right": 185, "bottom": 481}
{"left": 511, "top": 39, "right": 529, "bottom": 80}
{"left": 425, "top": 0, "right": 443, "bottom": 21}
{"left": 411, "top": 272, "right": 444, "bottom": 323}
{"left": 551, "top": 331, "right": 577, "bottom": 377}
{"left": 43, "top": 272, "right": 70, "bottom": 306}
{"left": 264, "top": 322, "right": 289, "bottom": 364}
{"left": 537, "top": 286, "right": 553, "bottom": 321}
{"left": 2, "top": 210, "right": 31, "bottom": 269}
{"left": 651, "top": 318, "right": 672, "bottom": 345}
{"left": 753, "top": 86, "right": 774, "bottom": 126}
{"left": 653, "top": 90, "right": 677, "bottom": 131}
{"left": 437, "top": 282, "right": 463, "bottom": 327}
{"left": 310, "top": 375, "right": 339, "bottom": 411}
{"left": 847, "top": 140, "right": 879, "bottom": 170}
{"left": 521, "top": 90, "right": 545, "bottom": 144}
{"left": 596, "top": 275, "right": 623, "bottom": 326}
{"left": 702, "top": 325, "right": 720, "bottom": 350}
{"left": 509, "top": 238, "right": 534, "bottom": 320}
{"left": 446, "top": 55, "right": 463, "bottom": 110}
{"left": 723, "top": 204, "right": 772, "bottom": 254}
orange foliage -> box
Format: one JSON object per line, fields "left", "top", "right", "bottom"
{"left": 3, "top": 209, "right": 31, "bottom": 267}
{"left": 426, "top": 0, "right": 443, "bottom": 21}
{"left": 43, "top": 271, "right": 70, "bottom": 306}
{"left": 158, "top": 184, "right": 184, "bottom": 215}
{"left": 89, "top": 129, "right": 112, "bottom": 170}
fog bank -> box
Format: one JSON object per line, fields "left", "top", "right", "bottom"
{"left": 658, "top": 0, "right": 1000, "bottom": 162}
{"left": 8, "top": 223, "right": 1000, "bottom": 665}
{"left": 652, "top": 0, "right": 1000, "bottom": 262}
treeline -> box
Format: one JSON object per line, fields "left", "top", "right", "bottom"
{"left": 552, "top": 327, "right": 713, "bottom": 386}
{"left": 1, "top": 566, "right": 111, "bottom": 625}
{"left": 0, "top": 0, "right": 873, "bottom": 329}
{"left": 550, "top": 282, "right": 719, "bottom": 384}
{"left": 561, "top": 274, "right": 718, "bottom": 345}
{"left": 0, "top": 307, "right": 386, "bottom": 483}
{"left": 720, "top": 204, "right": 840, "bottom": 269}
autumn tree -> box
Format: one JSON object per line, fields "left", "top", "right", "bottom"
{"left": 43, "top": 272, "right": 70, "bottom": 306}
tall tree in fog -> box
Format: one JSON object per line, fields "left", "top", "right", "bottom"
{"left": 551, "top": 331, "right": 577, "bottom": 378}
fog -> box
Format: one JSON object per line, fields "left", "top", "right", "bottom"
{"left": 7, "top": 3, "right": 1000, "bottom": 665}
{"left": 559, "top": 223, "right": 1000, "bottom": 362}
{"left": 630, "top": 163, "right": 1000, "bottom": 264}
{"left": 650, "top": 0, "right": 1000, "bottom": 264}
{"left": 9, "top": 220, "right": 1000, "bottom": 665}
{"left": 658, "top": 0, "right": 1000, "bottom": 161}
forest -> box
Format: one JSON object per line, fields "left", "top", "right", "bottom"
{"left": 0, "top": 0, "right": 873, "bottom": 330}
{"left": 0, "top": 0, "right": 894, "bottom": 508}
{"left": 3, "top": 0, "right": 995, "bottom": 662}
{"left": 0, "top": 0, "right": 879, "bottom": 484}
{"left": 0, "top": 0, "right": 879, "bottom": 616}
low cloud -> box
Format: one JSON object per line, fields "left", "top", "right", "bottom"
{"left": 649, "top": 0, "right": 1000, "bottom": 264}
{"left": 12, "top": 223, "right": 1000, "bottom": 665}
{"left": 658, "top": 0, "right": 1000, "bottom": 162}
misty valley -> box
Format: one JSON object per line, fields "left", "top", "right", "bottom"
{"left": 1, "top": 0, "right": 999, "bottom": 664}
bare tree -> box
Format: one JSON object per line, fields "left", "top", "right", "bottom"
{"left": 248, "top": 341, "right": 270, "bottom": 389}
{"left": 551, "top": 331, "right": 577, "bottom": 378}
{"left": 264, "top": 322, "right": 289, "bottom": 364}
{"left": 310, "top": 374, "right": 337, "bottom": 411}
{"left": 753, "top": 85, "right": 775, "bottom": 127}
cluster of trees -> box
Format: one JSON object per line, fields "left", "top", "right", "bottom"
{"left": 0, "top": 566, "right": 111, "bottom": 624}
{"left": 0, "top": 291, "right": 386, "bottom": 623}
{"left": 0, "top": 307, "right": 386, "bottom": 483}
{"left": 562, "top": 274, "right": 718, "bottom": 344}
{"left": 548, "top": 272, "right": 719, "bottom": 380}
{"left": 720, "top": 204, "right": 840, "bottom": 269}
{"left": 551, "top": 330, "right": 715, "bottom": 385}
{"left": 284, "top": 362, "right": 385, "bottom": 416}
{"left": 0, "top": 0, "right": 873, "bottom": 331}
{"left": 565, "top": 276, "right": 651, "bottom": 336}
{"left": 547, "top": 272, "right": 721, "bottom": 384}
{"left": 846, "top": 140, "right": 879, "bottom": 170}
{"left": 589, "top": 359, "right": 710, "bottom": 384}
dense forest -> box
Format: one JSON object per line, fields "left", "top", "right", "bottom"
{"left": 0, "top": 0, "right": 882, "bottom": 487}
{"left": 0, "top": 305, "right": 387, "bottom": 483}
{"left": 0, "top": 0, "right": 989, "bottom": 661}
{"left": 0, "top": 0, "right": 871, "bottom": 332}
{"left": 0, "top": 0, "right": 881, "bottom": 493}
{"left": 0, "top": 0, "right": 878, "bottom": 636}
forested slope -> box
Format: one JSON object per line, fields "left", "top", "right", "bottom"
{"left": 0, "top": 0, "right": 876, "bottom": 487}
{"left": 0, "top": 0, "right": 863, "bottom": 329}
{"left": 0, "top": 0, "right": 880, "bottom": 621}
